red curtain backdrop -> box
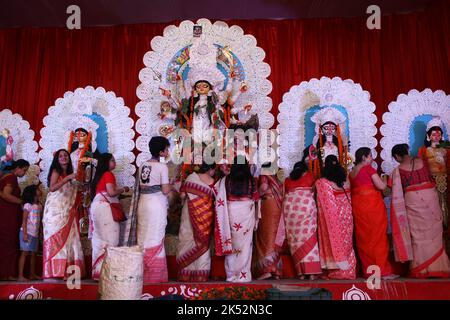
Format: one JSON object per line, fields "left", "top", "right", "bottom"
{"left": 0, "top": 0, "right": 449, "bottom": 166}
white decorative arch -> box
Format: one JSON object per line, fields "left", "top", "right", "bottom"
{"left": 39, "top": 86, "right": 135, "bottom": 188}
{"left": 277, "top": 76, "right": 378, "bottom": 171}
{"left": 135, "top": 18, "right": 273, "bottom": 166}
{"left": 380, "top": 89, "right": 450, "bottom": 174}
{"left": 0, "top": 109, "right": 40, "bottom": 189}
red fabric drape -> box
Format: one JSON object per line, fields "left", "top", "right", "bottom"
{"left": 0, "top": 1, "right": 449, "bottom": 167}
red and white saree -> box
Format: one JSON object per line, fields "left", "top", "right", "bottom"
{"left": 316, "top": 178, "right": 356, "bottom": 279}
{"left": 177, "top": 173, "right": 215, "bottom": 281}
{"left": 42, "top": 177, "right": 85, "bottom": 279}
{"left": 283, "top": 173, "right": 321, "bottom": 276}
{"left": 391, "top": 167, "right": 450, "bottom": 278}
{"left": 253, "top": 175, "right": 285, "bottom": 280}
{"left": 136, "top": 192, "right": 168, "bottom": 283}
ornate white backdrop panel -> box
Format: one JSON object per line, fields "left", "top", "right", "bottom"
{"left": 39, "top": 86, "right": 135, "bottom": 188}
{"left": 277, "top": 76, "right": 378, "bottom": 171}
{"left": 0, "top": 109, "right": 40, "bottom": 189}
{"left": 135, "top": 18, "right": 274, "bottom": 166}
{"left": 380, "top": 89, "right": 450, "bottom": 174}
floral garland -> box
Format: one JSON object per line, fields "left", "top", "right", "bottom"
{"left": 67, "top": 131, "right": 74, "bottom": 153}
{"left": 337, "top": 124, "right": 343, "bottom": 166}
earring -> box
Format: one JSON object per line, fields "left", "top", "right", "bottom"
{"left": 426, "top": 136, "right": 430, "bottom": 142}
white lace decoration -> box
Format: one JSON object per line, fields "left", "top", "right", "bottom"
{"left": 277, "top": 76, "right": 378, "bottom": 171}
{"left": 380, "top": 88, "right": 449, "bottom": 174}
{"left": 38, "top": 86, "right": 136, "bottom": 188}
{"left": 0, "top": 109, "right": 40, "bottom": 189}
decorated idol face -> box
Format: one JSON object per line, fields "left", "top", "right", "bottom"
{"left": 322, "top": 123, "right": 336, "bottom": 137}
{"left": 195, "top": 81, "right": 211, "bottom": 95}
{"left": 429, "top": 129, "right": 442, "bottom": 143}
{"left": 160, "top": 101, "right": 173, "bottom": 114}
{"left": 162, "top": 102, "right": 171, "bottom": 112}
{"left": 76, "top": 130, "right": 88, "bottom": 144}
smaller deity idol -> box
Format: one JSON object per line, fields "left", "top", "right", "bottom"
{"left": 230, "top": 103, "right": 255, "bottom": 126}
{"left": 308, "top": 108, "right": 351, "bottom": 178}
{"left": 68, "top": 128, "right": 97, "bottom": 178}
{"left": 1, "top": 129, "right": 14, "bottom": 162}
{"left": 157, "top": 101, "right": 177, "bottom": 138}
{"left": 158, "top": 101, "right": 177, "bottom": 121}
{"left": 418, "top": 117, "right": 450, "bottom": 228}
{"left": 68, "top": 127, "right": 98, "bottom": 235}
{"left": 0, "top": 128, "right": 14, "bottom": 175}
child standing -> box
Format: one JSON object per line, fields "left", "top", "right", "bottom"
{"left": 18, "top": 185, "right": 42, "bottom": 281}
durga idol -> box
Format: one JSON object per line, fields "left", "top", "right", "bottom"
{"left": 308, "top": 107, "right": 352, "bottom": 178}
{"left": 418, "top": 117, "right": 450, "bottom": 228}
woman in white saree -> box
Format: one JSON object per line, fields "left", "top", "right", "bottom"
{"left": 42, "top": 149, "right": 82, "bottom": 279}
{"left": 214, "top": 156, "right": 260, "bottom": 283}
{"left": 90, "top": 153, "right": 129, "bottom": 280}
{"left": 123, "top": 136, "right": 172, "bottom": 283}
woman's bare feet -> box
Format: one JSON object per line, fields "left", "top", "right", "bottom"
{"left": 309, "top": 275, "right": 318, "bottom": 281}
{"left": 17, "top": 276, "right": 29, "bottom": 282}
{"left": 382, "top": 274, "right": 400, "bottom": 280}
{"left": 7, "top": 276, "right": 17, "bottom": 281}
{"left": 299, "top": 275, "right": 306, "bottom": 280}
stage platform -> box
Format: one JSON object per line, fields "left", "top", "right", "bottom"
{"left": 4, "top": 253, "right": 450, "bottom": 300}
{"left": 1, "top": 278, "right": 450, "bottom": 300}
